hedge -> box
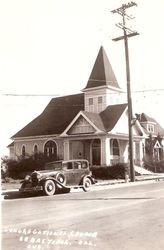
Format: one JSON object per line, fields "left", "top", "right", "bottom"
{"left": 90, "top": 163, "right": 129, "bottom": 180}
{"left": 1, "top": 154, "right": 50, "bottom": 179}
{"left": 2, "top": 155, "right": 129, "bottom": 180}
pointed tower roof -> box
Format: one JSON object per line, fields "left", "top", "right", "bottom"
{"left": 84, "top": 46, "right": 120, "bottom": 90}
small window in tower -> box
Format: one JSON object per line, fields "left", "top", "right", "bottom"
{"left": 88, "top": 98, "right": 93, "bottom": 105}
{"left": 98, "top": 96, "right": 103, "bottom": 104}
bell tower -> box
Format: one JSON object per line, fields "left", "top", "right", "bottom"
{"left": 82, "top": 46, "right": 125, "bottom": 113}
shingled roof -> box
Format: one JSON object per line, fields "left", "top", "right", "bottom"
{"left": 81, "top": 104, "right": 127, "bottom": 132}
{"left": 82, "top": 111, "right": 106, "bottom": 132}
{"left": 84, "top": 46, "right": 120, "bottom": 90}
{"left": 138, "top": 113, "right": 164, "bottom": 136}
{"left": 12, "top": 93, "right": 84, "bottom": 138}
{"left": 100, "top": 104, "right": 127, "bottom": 132}
{"left": 139, "top": 113, "right": 156, "bottom": 123}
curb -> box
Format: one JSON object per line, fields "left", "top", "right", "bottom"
{"left": 1, "top": 175, "right": 164, "bottom": 196}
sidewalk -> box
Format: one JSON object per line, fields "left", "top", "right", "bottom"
{"left": 96, "top": 173, "right": 164, "bottom": 187}
{"left": 1, "top": 174, "right": 164, "bottom": 194}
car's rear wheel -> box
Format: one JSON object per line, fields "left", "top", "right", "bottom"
{"left": 82, "top": 177, "right": 91, "bottom": 192}
{"left": 44, "top": 180, "right": 56, "bottom": 196}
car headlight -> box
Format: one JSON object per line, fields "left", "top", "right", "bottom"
{"left": 36, "top": 172, "right": 41, "bottom": 179}
{"left": 25, "top": 175, "right": 31, "bottom": 182}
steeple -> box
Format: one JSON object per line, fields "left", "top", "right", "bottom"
{"left": 84, "top": 46, "right": 120, "bottom": 90}
{"left": 83, "top": 46, "right": 125, "bottom": 113}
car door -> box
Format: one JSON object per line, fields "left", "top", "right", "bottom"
{"left": 72, "top": 161, "right": 84, "bottom": 185}
{"left": 63, "top": 162, "right": 74, "bottom": 186}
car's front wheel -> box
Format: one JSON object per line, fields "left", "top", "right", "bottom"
{"left": 44, "top": 180, "right": 56, "bottom": 196}
{"left": 82, "top": 177, "right": 91, "bottom": 192}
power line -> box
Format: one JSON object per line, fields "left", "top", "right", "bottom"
{"left": 2, "top": 88, "right": 164, "bottom": 97}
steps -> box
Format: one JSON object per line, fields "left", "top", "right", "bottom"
{"left": 134, "top": 165, "right": 154, "bottom": 175}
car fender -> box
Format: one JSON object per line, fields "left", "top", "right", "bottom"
{"left": 39, "top": 176, "right": 67, "bottom": 188}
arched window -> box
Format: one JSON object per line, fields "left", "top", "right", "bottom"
{"left": 22, "top": 145, "right": 26, "bottom": 157}
{"left": 111, "top": 139, "right": 120, "bottom": 156}
{"left": 44, "top": 140, "right": 57, "bottom": 160}
{"left": 34, "top": 145, "right": 38, "bottom": 160}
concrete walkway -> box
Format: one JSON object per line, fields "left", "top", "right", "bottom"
{"left": 96, "top": 173, "right": 164, "bottom": 187}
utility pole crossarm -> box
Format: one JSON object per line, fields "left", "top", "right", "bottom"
{"left": 112, "top": 32, "right": 139, "bottom": 41}
{"left": 111, "top": 2, "right": 137, "bottom": 14}
{"left": 111, "top": 2, "right": 139, "bottom": 182}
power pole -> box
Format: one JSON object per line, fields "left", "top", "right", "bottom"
{"left": 111, "top": 2, "right": 139, "bottom": 182}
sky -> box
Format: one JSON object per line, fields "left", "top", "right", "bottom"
{"left": 0, "top": 0, "right": 164, "bottom": 157}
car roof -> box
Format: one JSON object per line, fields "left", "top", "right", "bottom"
{"left": 45, "top": 159, "right": 89, "bottom": 165}
{"left": 62, "top": 159, "right": 88, "bottom": 164}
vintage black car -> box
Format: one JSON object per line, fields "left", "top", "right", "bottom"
{"left": 19, "top": 159, "right": 95, "bottom": 196}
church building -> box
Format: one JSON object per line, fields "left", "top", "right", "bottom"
{"left": 8, "top": 46, "right": 163, "bottom": 166}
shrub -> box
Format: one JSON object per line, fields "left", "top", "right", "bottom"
{"left": 90, "top": 163, "right": 129, "bottom": 180}
{"left": 143, "top": 160, "right": 164, "bottom": 173}
{"left": 1, "top": 153, "right": 60, "bottom": 179}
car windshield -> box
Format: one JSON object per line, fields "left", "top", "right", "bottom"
{"left": 44, "top": 162, "right": 62, "bottom": 170}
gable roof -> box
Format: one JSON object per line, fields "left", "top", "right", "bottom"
{"left": 84, "top": 104, "right": 127, "bottom": 132}
{"left": 62, "top": 104, "right": 128, "bottom": 135}
{"left": 12, "top": 93, "right": 84, "bottom": 138}
{"left": 138, "top": 113, "right": 164, "bottom": 136}
{"left": 84, "top": 46, "right": 120, "bottom": 90}
{"left": 100, "top": 104, "right": 127, "bottom": 132}
{"left": 82, "top": 111, "right": 106, "bottom": 132}
{"left": 7, "top": 141, "right": 14, "bottom": 148}
{"left": 139, "top": 113, "right": 156, "bottom": 123}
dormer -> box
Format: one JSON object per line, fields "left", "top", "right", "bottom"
{"left": 82, "top": 46, "right": 125, "bottom": 113}
{"left": 137, "top": 113, "right": 158, "bottom": 135}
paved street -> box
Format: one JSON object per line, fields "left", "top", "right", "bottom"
{"left": 2, "top": 181, "right": 164, "bottom": 250}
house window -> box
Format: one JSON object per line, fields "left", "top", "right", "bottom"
{"left": 111, "top": 139, "right": 120, "bottom": 156}
{"left": 88, "top": 98, "right": 93, "bottom": 105}
{"left": 44, "top": 140, "right": 57, "bottom": 160}
{"left": 98, "top": 96, "right": 103, "bottom": 104}
{"left": 22, "top": 145, "right": 26, "bottom": 157}
{"left": 147, "top": 124, "right": 154, "bottom": 133}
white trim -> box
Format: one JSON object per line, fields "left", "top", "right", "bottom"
{"left": 60, "top": 133, "right": 106, "bottom": 140}
{"left": 12, "top": 134, "right": 59, "bottom": 140}
{"left": 110, "top": 138, "right": 120, "bottom": 156}
{"left": 147, "top": 123, "right": 155, "bottom": 133}
{"left": 82, "top": 85, "right": 124, "bottom": 93}
{"left": 14, "top": 135, "right": 59, "bottom": 142}
{"left": 108, "top": 132, "right": 143, "bottom": 141}
{"left": 109, "top": 107, "right": 146, "bottom": 138}
{"left": 154, "top": 140, "right": 162, "bottom": 149}
{"left": 60, "top": 111, "right": 104, "bottom": 137}
{"left": 135, "top": 120, "right": 147, "bottom": 137}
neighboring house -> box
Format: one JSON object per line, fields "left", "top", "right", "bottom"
{"left": 7, "top": 46, "right": 163, "bottom": 166}
{"left": 137, "top": 113, "right": 164, "bottom": 162}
